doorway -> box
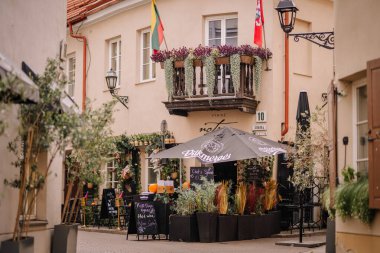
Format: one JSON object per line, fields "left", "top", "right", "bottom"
{"left": 213, "top": 161, "right": 237, "bottom": 190}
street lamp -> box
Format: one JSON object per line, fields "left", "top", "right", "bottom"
{"left": 160, "top": 120, "right": 168, "bottom": 165}
{"left": 275, "top": 0, "right": 334, "bottom": 50}
{"left": 105, "top": 69, "right": 129, "bottom": 108}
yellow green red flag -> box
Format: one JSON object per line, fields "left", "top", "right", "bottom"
{"left": 151, "top": 0, "right": 164, "bottom": 52}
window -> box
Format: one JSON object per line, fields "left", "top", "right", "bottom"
{"left": 105, "top": 159, "right": 118, "bottom": 189}
{"left": 205, "top": 15, "right": 238, "bottom": 47}
{"left": 353, "top": 82, "right": 368, "bottom": 174}
{"left": 109, "top": 38, "right": 121, "bottom": 86}
{"left": 146, "top": 158, "right": 158, "bottom": 190}
{"left": 67, "top": 55, "right": 75, "bottom": 97}
{"left": 141, "top": 29, "right": 156, "bottom": 81}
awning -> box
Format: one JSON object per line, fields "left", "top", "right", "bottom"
{"left": 0, "top": 52, "right": 39, "bottom": 103}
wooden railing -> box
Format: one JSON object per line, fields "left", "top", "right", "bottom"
{"left": 170, "top": 56, "right": 256, "bottom": 100}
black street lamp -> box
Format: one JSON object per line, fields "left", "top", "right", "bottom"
{"left": 105, "top": 69, "right": 129, "bottom": 108}
{"left": 160, "top": 120, "right": 168, "bottom": 165}
{"left": 275, "top": 0, "right": 334, "bottom": 50}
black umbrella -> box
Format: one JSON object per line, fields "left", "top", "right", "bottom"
{"left": 295, "top": 91, "right": 310, "bottom": 243}
{"left": 150, "top": 126, "right": 286, "bottom": 163}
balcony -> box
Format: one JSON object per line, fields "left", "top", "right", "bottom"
{"left": 163, "top": 56, "right": 259, "bottom": 117}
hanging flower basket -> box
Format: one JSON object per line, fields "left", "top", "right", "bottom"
{"left": 174, "top": 61, "right": 184, "bottom": 68}
{"left": 193, "top": 59, "right": 203, "bottom": 67}
{"left": 215, "top": 56, "right": 230, "bottom": 65}
{"left": 240, "top": 55, "right": 253, "bottom": 65}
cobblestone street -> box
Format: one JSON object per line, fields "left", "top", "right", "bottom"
{"left": 77, "top": 231, "right": 326, "bottom": 253}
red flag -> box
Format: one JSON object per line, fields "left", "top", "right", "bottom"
{"left": 254, "top": 0, "right": 264, "bottom": 47}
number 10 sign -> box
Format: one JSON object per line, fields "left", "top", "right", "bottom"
{"left": 256, "top": 111, "right": 267, "bottom": 123}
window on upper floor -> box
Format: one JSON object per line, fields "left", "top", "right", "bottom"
{"left": 108, "top": 38, "right": 121, "bottom": 86}
{"left": 205, "top": 15, "right": 238, "bottom": 47}
{"left": 353, "top": 81, "right": 368, "bottom": 175}
{"left": 67, "top": 55, "right": 75, "bottom": 97}
{"left": 141, "top": 29, "right": 156, "bottom": 82}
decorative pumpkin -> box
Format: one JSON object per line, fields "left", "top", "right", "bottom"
{"left": 149, "top": 183, "right": 158, "bottom": 193}
{"left": 182, "top": 181, "right": 190, "bottom": 190}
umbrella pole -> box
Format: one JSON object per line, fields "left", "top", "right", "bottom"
{"left": 179, "top": 159, "right": 183, "bottom": 188}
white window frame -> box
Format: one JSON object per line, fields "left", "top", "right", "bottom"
{"left": 145, "top": 157, "right": 159, "bottom": 191}
{"left": 205, "top": 15, "right": 238, "bottom": 46}
{"left": 105, "top": 159, "right": 118, "bottom": 189}
{"left": 108, "top": 38, "right": 121, "bottom": 87}
{"left": 352, "top": 79, "right": 368, "bottom": 173}
{"left": 140, "top": 29, "right": 156, "bottom": 82}
{"left": 67, "top": 54, "right": 76, "bottom": 98}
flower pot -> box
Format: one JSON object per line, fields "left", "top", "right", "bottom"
{"left": 138, "top": 141, "right": 143, "bottom": 146}
{"left": 217, "top": 215, "right": 237, "bottom": 242}
{"left": 1, "top": 237, "right": 34, "bottom": 253}
{"left": 240, "top": 55, "right": 253, "bottom": 64}
{"left": 237, "top": 215, "right": 253, "bottom": 240}
{"left": 171, "top": 171, "right": 178, "bottom": 180}
{"left": 174, "top": 61, "right": 184, "bottom": 68}
{"left": 52, "top": 224, "right": 78, "bottom": 253}
{"left": 196, "top": 212, "right": 218, "bottom": 243}
{"left": 160, "top": 62, "right": 164, "bottom": 69}
{"left": 215, "top": 56, "right": 230, "bottom": 65}
{"left": 193, "top": 59, "right": 203, "bottom": 67}
{"left": 134, "top": 140, "right": 139, "bottom": 146}
{"left": 164, "top": 138, "right": 170, "bottom": 144}
{"left": 261, "top": 213, "right": 274, "bottom": 237}
{"left": 144, "top": 141, "right": 148, "bottom": 146}
{"left": 169, "top": 215, "right": 199, "bottom": 242}
{"left": 87, "top": 182, "right": 93, "bottom": 189}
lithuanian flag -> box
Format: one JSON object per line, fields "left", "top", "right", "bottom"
{"left": 151, "top": 0, "right": 165, "bottom": 52}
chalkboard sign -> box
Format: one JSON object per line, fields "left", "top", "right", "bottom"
{"left": 100, "top": 188, "right": 117, "bottom": 219}
{"left": 134, "top": 201, "right": 158, "bottom": 236}
{"left": 190, "top": 167, "right": 214, "bottom": 186}
{"left": 246, "top": 165, "right": 260, "bottom": 182}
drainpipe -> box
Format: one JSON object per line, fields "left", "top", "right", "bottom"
{"left": 281, "top": 14, "right": 289, "bottom": 139}
{"left": 69, "top": 23, "right": 87, "bottom": 111}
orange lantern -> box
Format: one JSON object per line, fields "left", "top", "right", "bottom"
{"left": 182, "top": 181, "right": 190, "bottom": 190}
{"left": 149, "top": 183, "right": 158, "bottom": 193}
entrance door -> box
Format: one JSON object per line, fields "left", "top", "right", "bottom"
{"left": 213, "top": 161, "right": 237, "bottom": 190}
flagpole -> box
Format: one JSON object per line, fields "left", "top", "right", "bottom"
{"left": 261, "top": 2, "right": 270, "bottom": 71}
{"left": 163, "top": 35, "right": 169, "bottom": 51}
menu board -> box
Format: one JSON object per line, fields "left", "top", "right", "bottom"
{"left": 100, "top": 188, "right": 117, "bottom": 219}
{"left": 134, "top": 201, "right": 158, "bottom": 236}
{"left": 246, "top": 165, "right": 260, "bottom": 182}
{"left": 190, "top": 167, "right": 214, "bottom": 186}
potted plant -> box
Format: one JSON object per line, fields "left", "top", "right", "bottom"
{"left": 1, "top": 60, "right": 78, "bottom": 253}
{"left": 151, "top": 50, "right": 172, "bottom": 69}
{"left": 172, "top": 46, "right": 190, "bottom": 68}
{"left": 193, "top": 178, "right": 219, "bottom": 243}
{"left": 234, "top": 182, "right": 253, "bottom": 240}
{"left": 216, "top": 181, "right": 237, "bottom": 242}
{"left": 170, "top": 188, "right": 199, "bottom": 242}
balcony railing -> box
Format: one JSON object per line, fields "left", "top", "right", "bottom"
{"left": 163, "top": 56, "right": 259, "bottom": 116}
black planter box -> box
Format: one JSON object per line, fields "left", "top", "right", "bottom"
{"left": 1, "top": 236, "right": 34, "bottom": 253}
{"left": 169, "top": 215, "right": 199, "bottom": 242}
{"left": 196, "top": 212, "right": 218, "bottom": 243}
{"left": 251, "top": 214, "right": 268, "bottom": 239}
{"left": 237, "top": 215, "right": 253, "bottom": 240}
{"left": 262, "top": 213, "right": 274, "bottom": 237}
{"left": 269, "top": 211, "right": 281, "bottom": 235}
{"left": 155, "top": 202, "right": 171, "bottom": 238}
{"left": 217, "top": 215, "right": 237, "bottom": 242}
{"left": 52, "top": 224, "right": 78, "bottom": 253}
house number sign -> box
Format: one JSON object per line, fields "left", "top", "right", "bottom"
{"left": 256, "top": 111, "right": 267, "bottom": 123}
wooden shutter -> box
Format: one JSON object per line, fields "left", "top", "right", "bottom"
{"left": 367, "top": 58, "right": 380, "bottom": 209}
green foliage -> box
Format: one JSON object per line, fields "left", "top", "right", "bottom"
{"left": 164, "top": 58, "right": 174, "bottom": 100}
{"left": 230, "top": 54, "right": 241, "bottom": 94}
{"left": 204, "top": 56, "right": 216, "bottom": 97}
{"left": 193, "top": 177, "right": 219, "bottom": 213}
{"left": 172, "top": 188, "right": 197, "bottom": 216}
{"left": 184, "top": 53, "right": 195, "bottom": 96}
{"left": 253, "top": 56, "right": 263, "bottom": 94}
{"left": 342, "top": 166, "right": 356, "bottom": 183}
{"left": 160, "top": 158, "right": 186, "bottom": 188}
{"left": 335, "top": 174, "right": 375, "bottom": 224}
{"left": 322, "top": 188, "right": 335, "bottom": 219}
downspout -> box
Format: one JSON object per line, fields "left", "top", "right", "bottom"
{"left": 281, "top": 14, "right": 289, "bottom": 138}
{"left": 69, "top": 23, "right": 87, "bottom": 111}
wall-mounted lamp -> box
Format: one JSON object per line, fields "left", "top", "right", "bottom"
{"left": 275, "top": 0, "right": 334, "bottom": 50}
{"left": 105, "top": 69, "right": 128, "bottom": 108}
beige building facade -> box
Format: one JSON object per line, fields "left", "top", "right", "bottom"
{"left": 0, "top": 0, "right": 67, "bottom": 252}
{"left": 334, "top": 0, "right": 380, "bottom": 252}
{"left": 66, "top": 0, "right": 333, "bottom": 193}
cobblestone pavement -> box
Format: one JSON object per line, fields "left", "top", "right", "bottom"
{"left": 77, "top": 231, "right": 326, "bottom": 253}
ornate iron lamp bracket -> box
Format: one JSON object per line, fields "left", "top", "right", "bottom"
{"left": 109, "top": 89, "right": 129, "bottom": 109}
{"left": 288, "top": 31, "right": 334, "bottom": 50}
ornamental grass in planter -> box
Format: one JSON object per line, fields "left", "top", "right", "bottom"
{"left": 216, "top": 181, "right": 237, "bottom": 242}
{"left": 193, "top": 178, "right": 219, "bottom": 243}
{"left": 170, "top": 188, "right": 199, "bottom": 242}
{"left": 234, "top": 183, "right": 253, "bottom": 240}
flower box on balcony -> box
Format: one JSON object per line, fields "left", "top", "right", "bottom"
{"left": 193, "top": 59, "right": 203, "bottom": 67}
{"left": 174, "top": 61, "right": 184, "bottom": 68}
{"left": 240, "top": 55, "right": 253, "bottom": 65}
{"left": 215, "top": 56, "right": 230, "bottom": 65}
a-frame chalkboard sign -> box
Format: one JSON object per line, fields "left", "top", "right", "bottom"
{"left": 100, "top": 189, "right": 117, "bottom": 219}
